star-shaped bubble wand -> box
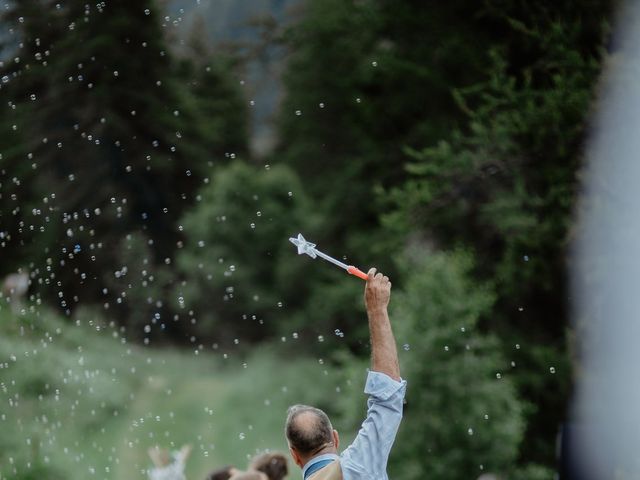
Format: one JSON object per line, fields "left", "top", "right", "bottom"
{"left": 289, "top": 233, "right": 369, "bottom": 280}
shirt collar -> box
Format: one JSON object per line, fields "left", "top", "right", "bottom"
{"left": 301, "top": 453, "right": 340, "bottom": 480}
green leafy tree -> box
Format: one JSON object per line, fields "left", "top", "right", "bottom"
{"left": 174, "top": 161, "right": 317, "bottom": 344}
{"left": 389, "top": 250, "right": 525, "bottom": 480}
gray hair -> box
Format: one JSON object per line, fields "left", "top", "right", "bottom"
{"left": 284, "top": 404, "right": 334, "bottom": 455}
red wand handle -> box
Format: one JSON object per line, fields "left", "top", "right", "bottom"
{"left": 347, "top": 266, "right": 368, "bottom": 280}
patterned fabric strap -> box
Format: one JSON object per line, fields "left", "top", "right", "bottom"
{"left": 307, "top": 460, "right": 342, "bottom": 480}
{"left": 305, "top": 459, "right": 335, "bottom": 479}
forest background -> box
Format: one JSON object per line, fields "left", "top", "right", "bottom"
{"left": 0, "top": 0, "right": 618, "bottom": 479}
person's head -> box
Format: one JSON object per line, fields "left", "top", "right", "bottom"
{"left": 284, "top": 404, "right": 339, "bottom": 468}
{"left": 205, "top": 466, "right": 237, "bottom": 480}
{"left": 249, "top": 452, "right": 288, "bottom": 480}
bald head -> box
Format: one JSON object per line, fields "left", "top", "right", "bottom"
{"left": 285, "top": 405, "right": 334, "bottom": 456}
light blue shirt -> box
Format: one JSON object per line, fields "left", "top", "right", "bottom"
{"left": 301, "top": 371, "right": 407, "bottom": 480}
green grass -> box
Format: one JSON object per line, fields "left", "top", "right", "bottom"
{"left": 0, "top": 307, "right": 362, "bottom": 480}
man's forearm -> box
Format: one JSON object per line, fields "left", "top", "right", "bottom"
{"left": 368, "top": 307, "right": 401, "bottom": 381}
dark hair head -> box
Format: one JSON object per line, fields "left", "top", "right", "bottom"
{"left": 284, "top": 404, "right": 334, "bottom": 456}
{"left": 249, "top": 452, "right": 288, "bottom": 480}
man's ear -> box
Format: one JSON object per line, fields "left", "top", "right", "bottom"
{"left": 289, "top": 446, "right": 304, "bottom": 468}
{"left": 333, "top": 429, "right": 340, "bottom": 451}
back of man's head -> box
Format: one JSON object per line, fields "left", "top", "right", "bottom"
{"left": 249, "top": 452, "right": 288, "bottom": 480}
{"left": 285, "top": 404, "right": 334, "bottom": 456}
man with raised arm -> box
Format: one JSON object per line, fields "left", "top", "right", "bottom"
{"left": 284, "top": 268, "right": 406, "bottom": 480}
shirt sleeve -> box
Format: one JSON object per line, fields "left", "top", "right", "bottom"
{"left": 340, "top": 370, "right": 407, "bottom": 480}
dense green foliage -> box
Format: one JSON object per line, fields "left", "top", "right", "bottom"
{"left": 274, "top": 0, "right": 492, "bottom": 263}
{"left": 383, "top": 18, "right": 603, "bottom": 468}
{"left": 389, "top": 251, "right": 525, "bottom": 479}
{"left": 0, "top": 0, "right": 247, "bottom": 316}
{"left": 174, "top": 161, "right": 316, "bottom": 343}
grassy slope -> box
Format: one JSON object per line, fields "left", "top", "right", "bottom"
{"left": 0, "top": 307, "right": 361, "bottom": 480}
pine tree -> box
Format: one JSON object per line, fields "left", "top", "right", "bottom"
{"left": 0, "top": 0, "right": 248, "bottom": 322}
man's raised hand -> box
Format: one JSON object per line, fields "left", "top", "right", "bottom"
{"left": 364, "top": 268, "right": 400, "bottom": 380}
{"left": 365, "top": 268, "right": 391, "bottom": 314}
